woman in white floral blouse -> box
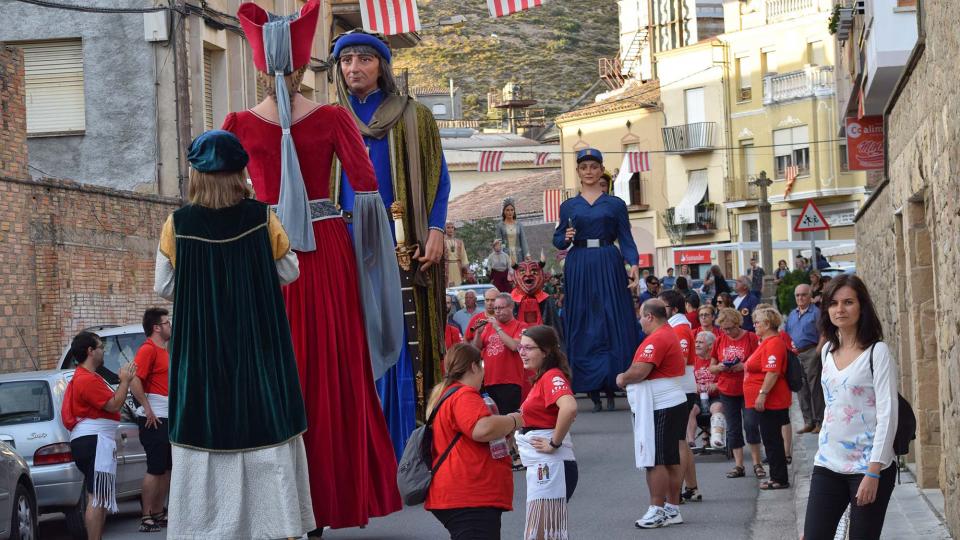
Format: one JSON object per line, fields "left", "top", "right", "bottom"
{"left": 803, "top": 274, "right": 898, "bottom": 540}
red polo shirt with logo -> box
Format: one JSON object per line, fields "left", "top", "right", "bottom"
{"left": 632, "top": 324, "right": 685, "bottom": 380}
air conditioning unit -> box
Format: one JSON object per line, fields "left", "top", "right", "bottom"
{"left": 738, "top": 87, "right": 753, "bottom": 101}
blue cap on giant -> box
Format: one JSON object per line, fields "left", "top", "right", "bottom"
{"left": 187, "top": 130, "right": 249, "bottom": 173}
{"left": 575, "top": 148, "right": 603, "bottom": 164}
{"left": 331, "top": 30, "right": 392, "bottom": 63}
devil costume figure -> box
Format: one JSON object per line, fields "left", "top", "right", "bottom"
{"left": 225, "top": 2, "right": 403, "bottom": 531}
{"left": 511, "top": 259, "right": 563, "bottom": 341}
{"left": 330, "top": 30, "right": 452, "bottom": 457}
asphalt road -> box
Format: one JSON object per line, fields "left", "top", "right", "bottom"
{"left": 40, "top": 397, "right": 764, "bottom": 539}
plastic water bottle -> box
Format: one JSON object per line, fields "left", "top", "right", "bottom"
{"left": 482, "top": 393, "right": 510, "bottom": 459}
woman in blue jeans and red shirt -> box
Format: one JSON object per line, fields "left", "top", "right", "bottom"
{"left": 425, "top": 343, "right": 525, "bottom": 539}
{"left": 803, "top": 275, "right": 899, "bottom": 540}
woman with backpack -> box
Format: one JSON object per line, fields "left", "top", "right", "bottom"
{"left": 61, "top": 331, "right": 137, "bottom": 540}
{"left": 424, "top": 343, "right": 525, "bottom": 539}
{"left": 743, "top": 307, "right": 791, "bottom": 490}
{"left": 516, "top": 326, "right": 578, "bottom": 540}
{"left": 803, "top": 275, "right": 900, "bottom": 540}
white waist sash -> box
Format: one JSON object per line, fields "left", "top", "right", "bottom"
{"left": 135, "top": 393, "right": 169, "bottom": 418}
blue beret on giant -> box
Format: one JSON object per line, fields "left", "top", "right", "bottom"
{"left": 576, "top": 148, "right": 603, "bottom": 164}
{"left": 187, "top": 130, "right": 249, "bottom": 173}
{"left": 332, "top": 31, "right": 392, "bottom": 63}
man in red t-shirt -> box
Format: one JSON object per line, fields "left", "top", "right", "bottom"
{"left": 616, "top": 299, "right": 688, "bottom": 528}
{"left": 472, "top": 293, "right": 527, "bottom": 466}
{"left": 464, "top": 288, "right": 499, "bottom": 343}
{"left": 129, "top": 307, "right": 172, "bottom": 530}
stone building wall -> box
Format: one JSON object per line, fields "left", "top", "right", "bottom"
{"left": 853, "top": 0, "right": 960, "bottom": 535}
{"left": 0, "top": 44, "right": 178, "bottom": 373}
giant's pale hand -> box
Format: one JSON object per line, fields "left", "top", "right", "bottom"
{"left": 627, "top": 265, "right": 640, "bottom": 290}
{"left": 416, "top": 229, "right": 445, "bottom": 272}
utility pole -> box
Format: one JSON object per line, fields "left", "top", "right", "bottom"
{"left": 751, "top": 171, "right": 776, "bottom": 303}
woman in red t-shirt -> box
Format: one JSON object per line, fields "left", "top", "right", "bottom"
{"left": 695, "top": 304, "right": 719, "bottom": 338}
{"left": 744, "top": 307, "right": 792, "bottom": 490}
{"left": 424, "top": 343, "right": 524, "bottom": 539}
{"left": 61, "top": 332, "right": 137, "bottom": 540}
{"left": 709, "top": 308, "right": 764, "bottom": 480}
{"left": 516, "top": 326, "right": 579, "bottom": 540}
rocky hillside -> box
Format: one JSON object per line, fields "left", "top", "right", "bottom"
{"left": 394, "top": 0, "right": 619, "bottom": 120}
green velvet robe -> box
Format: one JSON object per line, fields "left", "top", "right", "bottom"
{"left": 167, "top": 199, "right": 307, "bottom": 451}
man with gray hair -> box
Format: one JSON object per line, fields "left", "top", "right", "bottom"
{"left": 732, "top": 275, "right": 759, "bottom": 332}
{"left": 785, "top": 283, "right": 824, "bottom": 434}
{"left": 473, "top": 293, "right": 527, "bottom": 468}
{"left": 330, "top": 30, "right": 453, "bottom": 455}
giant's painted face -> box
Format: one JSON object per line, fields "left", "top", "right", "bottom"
{"left": 515, "top": 260, "right": 546, "bottom": 296}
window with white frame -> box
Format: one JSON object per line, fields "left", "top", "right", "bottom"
{"left": 773, "top": 125, "right": 810, "bottom": 179}
{"left": 736, "top": 56, "right": 751, "bottom": 101}
{"left": 20, "top": 39, "right": 85, "bottom": 136}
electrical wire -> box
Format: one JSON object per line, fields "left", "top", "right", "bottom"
{"left": 455, "top": 138, "right": 848, "bottom": 155}
{"left": 11, "top": 0, "right": 174, "bottom": 14}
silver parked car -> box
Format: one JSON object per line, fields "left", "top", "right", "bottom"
{"left": 0, "top": 324, "right": 149, "bottom": 538}
{"left": 0, "top": 440, "right": 36, "bottom": 540}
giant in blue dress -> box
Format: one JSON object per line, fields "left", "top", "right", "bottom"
{"left": 553, "top": 151, "right": 640, "bottom": 401}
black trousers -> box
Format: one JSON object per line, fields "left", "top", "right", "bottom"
{"left": 803, "top": 465, "right": 897, "bottom": 540}
{"left": 755, "top": 408, "right": 789, "bottom": 485}
{"left": 432, "top": 507, "right": 504, "bottom": 540}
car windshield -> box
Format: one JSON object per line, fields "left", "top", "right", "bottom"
{"left": 0, "top": 381, "right": 53, "bottom": 426}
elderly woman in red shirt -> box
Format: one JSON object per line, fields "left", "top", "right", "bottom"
{"left": 61, "top": 332, "right": 137, "bottom": 540}
{"left": 424, "top": 343, "right": 525, "bottom": 539}
{"left": 516, "top": 326, "right": 579, "bottom": 540}
{"left": 743, "top": 307, "right": 792, "bottom": 489}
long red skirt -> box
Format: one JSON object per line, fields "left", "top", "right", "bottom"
{"left": 282, "top": 218, "right": 401, "bottom": 529}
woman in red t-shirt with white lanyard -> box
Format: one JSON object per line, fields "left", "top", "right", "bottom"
{"left": 709, "top": 308, "right": 763, "bottom": 479}
{"left": 424, "top": 343, "right": 524, "bottom": 539}
{"left": 61, "top": 332, "right": 137, "bottom": 540}
{"left": 743, "top": 307, "right": 792, "bottom": 490}
{"left": 516, "top": 326, "right": 579, "bottom": 540}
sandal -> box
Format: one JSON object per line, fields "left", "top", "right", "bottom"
{"left": 726, "top": 465, "right": 745, "bottom": 478}
{"left": 753, "top": 464, "right": 767, "bottom": 478}
{"left": 139, "top": 515, "right": 161, "bottom": 533}
{"left": 152, "top": 509, "right": 167, "bottom": 528}
{"left": 759, "top": 480, "right": 790, "bottom": 490}
{"left": 786, "top": 455, "right": 793, "bottom": 465}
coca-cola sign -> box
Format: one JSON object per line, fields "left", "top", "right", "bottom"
{"left": 846, "top": 116, "right": 884, "bottom": 170}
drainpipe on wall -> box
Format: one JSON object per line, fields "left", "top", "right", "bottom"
{"left": 172, "top": 0, "right": 191, "bottom": 200}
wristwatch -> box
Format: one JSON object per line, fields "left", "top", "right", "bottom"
{"left": 758, "top": 389, "right": 767, "bottom": 395}
{"left": 549, "top": 439, "right": 562, "bottom": 449}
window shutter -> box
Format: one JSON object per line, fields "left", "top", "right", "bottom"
{"left": 203, "top": 48, "right": 214, "bottom": 130}
{"left": 21, "top": 40, "right": 85, "bottom": 135}
{"left": 791, "top": 125, "right": 809, "bottom": 149}
{"left": 773, "top": 128, "right": 792, "bottom": 157}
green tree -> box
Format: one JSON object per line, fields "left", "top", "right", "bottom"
{"left": 776, "top": 270, "right": 811, "bottom": 315}
{"left": 457, "top": 218, "right": 499, "bottom": 283}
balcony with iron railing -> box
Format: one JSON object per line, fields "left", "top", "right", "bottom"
{"left": 765, "top": 0, "right": 819, "bottom": 23}
{"left": 762, "top": 65, "right": 835, "bottom": 105}
{"left": 665, "top": 202, "right": 719, "bottom": 235}
{"left": 724, "top": 176, "right": 760, "bottom": 203}
{"left": 661, "top": 122, "right": 717, "bottom": 154}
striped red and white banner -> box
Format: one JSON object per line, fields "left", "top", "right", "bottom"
{"left": 359, "top": 0, "right": 421, "bottom": 36}
{"left": 477, "top": 151, "right": 504, "bottom": 172}
{"left": 628, "top": 151, "right": 650, "bottom": 173}
{"left": 535, "top": 152, "right": 550, "bottom": 166}
{"left": 487, "top": 0, "right": 547, "bottom": 18}
{"left": 543, "top": 188, "right": 564, "bottom": 223}
{"left": 783, "top": 164, "right": 799, "bottom": 198}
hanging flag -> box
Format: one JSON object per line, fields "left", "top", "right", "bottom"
{"left": 487, "top": 0, "right": 547, "bottom": 18}
{"left": 543, "top": 188, "right": 563, "bottom": 223}
{"left": 627, "top": 151, "right": 650, "bottom": 173}
{"left": 535, "top": 152, "right": 550, "bottom": 166}
{"left": 359, "top": 0, "right": 421, "bottom": 36}
{"left": 783, "top": 164, "right": 799, "bottom": 199}
{"left": 477, "top": 150, "right": 504, "bottom": 172}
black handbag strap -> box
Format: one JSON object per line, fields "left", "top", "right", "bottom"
{"left": 867, "top": 342, "right": 876, "bottom": 375}
{"left": 429, "top": 386, "right": 464, "bottom": 475}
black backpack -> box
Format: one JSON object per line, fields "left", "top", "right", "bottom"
{"left": 867, "top": 343, "right": 917, "bottom": 456}
{"left": 396, "top": 386, "right": 463, "bottom": 506}
{"left": 784, "top": 347, "right": 805, "bottom": 392}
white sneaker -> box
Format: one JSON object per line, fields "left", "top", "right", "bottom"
{"left": 635, "top": 506, "right": 667, "bottom": 529}
{"left": 664, "top": 505, "right": 683, "bottom": 525}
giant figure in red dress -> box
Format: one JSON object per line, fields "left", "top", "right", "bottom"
{"left": 228, "top": 1, "right": 402, "bottom": 532}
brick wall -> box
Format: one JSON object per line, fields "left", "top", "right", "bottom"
{"left": 0, "top": 45, "right": 179, "bottom": 372}
{"left": 0, "top": 46, "right": 27, "bottom": 181}
{"left": 854, "top": 0, "right": 960, "bottom": 535}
